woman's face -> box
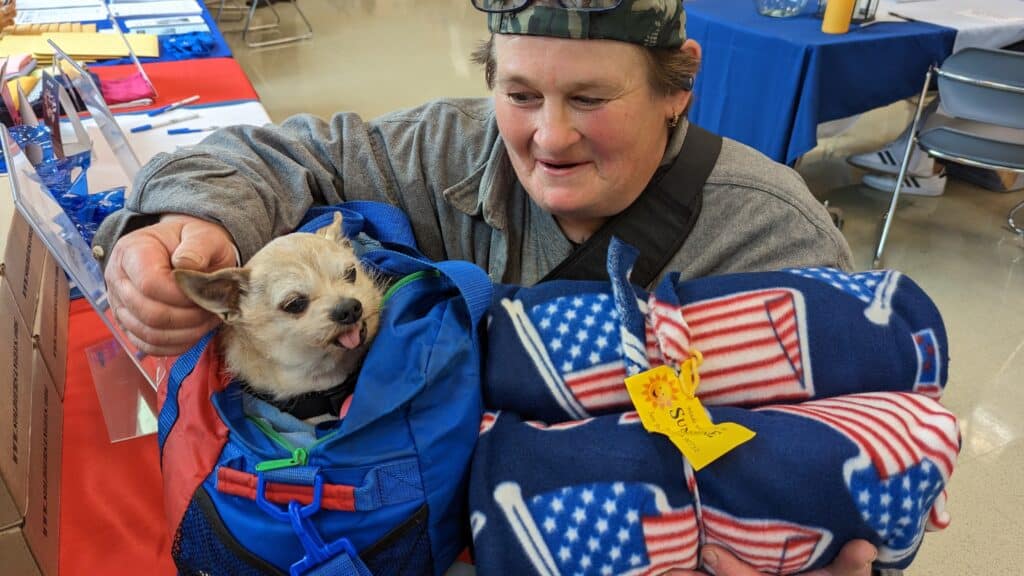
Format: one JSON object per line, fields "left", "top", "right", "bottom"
{"left": 493, "top": 34, "right": 688, "bottom": 242}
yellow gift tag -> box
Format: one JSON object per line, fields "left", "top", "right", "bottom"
{"left": 666, "top": 421, "right": 757, "bottom": 471}
{"left": 624, "top": 365, "right": 684, "bottom": 434}
{"left": 625, "top": 357, "right": 756, "bottom": 471}
{"left": 663, "top": 395, "right": 715, "bottom": 433}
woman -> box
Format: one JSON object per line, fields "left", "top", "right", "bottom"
{"left": 96, "top": 1, "right": 870, "bottom": 573}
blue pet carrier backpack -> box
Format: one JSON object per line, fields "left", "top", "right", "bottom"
{"left": 157, "top": 202, "right": 492, "bottom": 576}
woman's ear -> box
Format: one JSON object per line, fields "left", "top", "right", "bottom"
{"left": 682, "top": 38, "right": 702, "bottom": 66}
{"left": 674, "top": 39, "right": 702, "bottom": 113}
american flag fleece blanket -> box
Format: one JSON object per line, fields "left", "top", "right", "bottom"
{"left": 470, "top": 240, "right": 960, "bottom": 574}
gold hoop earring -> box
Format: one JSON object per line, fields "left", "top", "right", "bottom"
{"left": 667, "top": 112, "right": 680, "bottom": 128}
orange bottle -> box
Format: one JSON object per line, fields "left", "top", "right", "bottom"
{"left": 822, "top": 0, "right": 856, "bottom": 34}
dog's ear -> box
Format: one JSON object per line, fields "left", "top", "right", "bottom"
{"left": 315, "top": 212, "right": 350, "bottom": 246}
{"left": 173, "top": 268, "right": 250, "bottom": 322}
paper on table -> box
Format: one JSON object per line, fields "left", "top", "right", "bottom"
{"left": 81, "top": 101, "right": 272, "bottom": 194}
{"left": 16, "top": 7, "right": 110, "bottom": 24}
{"left": 131, "top": 24, "right": 211, "bottom": 36}
{"left": 18, "top": 0, "right": 102, "bottom": 9}
{"left": 108, "top": 1, "right": 203, "bottom": 18}
{"left": 956, "top": 8, "right": 1024, "bottom": 22}
{"left": 122, "top": 15, "right": 206, "bottom": 29}
{"left": 44, "top": 32, "right": 160, "bottom": 58}
{"left": 0, "top": 33, "right": 160, "bottom": 59}
{"left": 880, "top": 0, "right": 1024, "bottom": 51}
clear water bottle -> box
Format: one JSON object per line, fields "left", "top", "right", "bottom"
{"left": 754, "top": 0, "right": 810, "bottom": 18}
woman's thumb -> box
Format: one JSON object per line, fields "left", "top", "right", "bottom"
{"left": 171, "top": 220, "right": 236, "bottom": 271}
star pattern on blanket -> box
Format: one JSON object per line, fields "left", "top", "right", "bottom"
{"left": 521, "top": 482, "right": 697, "bottom": 575}
{"left": 851, "top": 459, "right": 945, "bottom": 553}
{"left": 532, "top": 294, "right": 621, "bottom": 372}
{"left": 784, "top": 268, "right": 890, "bottom": 304}
{"left": 761, "top": 392, "right": 958, "bottom": 562}
{"left": 528, "top": 293, "right": 632, "bottom": 411}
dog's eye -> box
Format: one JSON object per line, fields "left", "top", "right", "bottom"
{"left": 342, "top": 266, "right": 357, "bottom": 283}
{"left": 280, "top": 295, "right": 309, "bottom": 315}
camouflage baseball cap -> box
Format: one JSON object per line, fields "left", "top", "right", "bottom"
{"left": 480, "top": 0, "right": 686, "bottom": 49}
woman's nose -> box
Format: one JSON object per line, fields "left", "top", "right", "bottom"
{"left": 533, "top": 104, "right": 581, "bottom": 152}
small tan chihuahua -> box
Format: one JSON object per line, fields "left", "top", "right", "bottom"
{"left": 174, "top": 212, "right": 383, "bottom": 421}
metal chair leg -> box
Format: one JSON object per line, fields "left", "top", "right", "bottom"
{"left": 209, "top": 0, "right": 247, "bottom": 23}
{"left": 242, "top": 0, "right": 313, "bottom": 48}
{"left": 873, "top": 67, "right": 935, "bottom": 268}
{"left": 1010, "top": 200, "right": 1024, "bottom": 235}
{"left": 241, "top": 0, "right": 283, "bottom": 34}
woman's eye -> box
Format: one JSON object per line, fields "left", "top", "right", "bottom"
{"left": 342, "top": 266, "right": 357, "bottom": 283}
{"left": 572, "top": 96, "right": 606, "bottom": 108}
{"left": 280, "top": 295, "right": 309, "bottom": 315}
{"left": 507, "top": 92, "right": 539, "bottom": 105}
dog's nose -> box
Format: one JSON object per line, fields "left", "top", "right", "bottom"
{"left": 331, "top": 298, "right": 363, "bottom": 325}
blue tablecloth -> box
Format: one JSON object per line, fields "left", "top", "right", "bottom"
{"left": 90, "top": 0, "right": 232, "bottom": 65}
{"left": 685, "top": 0, "right": 957, "bottom": 164}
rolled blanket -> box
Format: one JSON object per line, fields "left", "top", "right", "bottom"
{"left": 470, "top": 391, "right": 960, "bottom": 574}
{"left": 485, "top": 250, "right": 947, "bottom": 422}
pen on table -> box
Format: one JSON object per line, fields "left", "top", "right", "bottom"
{"left": 167, "top": 126, "right": 222, "bottom": 135}
{"left": 887, "top": 12, "right": 921, "bottom": 23}
{"left": 147, "top": 94, "right": 200, "bottom": 117}
{"left": 130, "top": 112, "right": 200, "bottom": 133}
{"left": 110, "top": 97, "right": 155, "bottom": 110}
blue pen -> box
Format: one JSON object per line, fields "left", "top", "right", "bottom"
{"left": 147, "top": 94, "right": 200, "bottom": 117}
{"left": 130, "top": 112, "right": 201, "bottom": 133}
{"left": 168, "top": 126, "right": 221, "bottom": 135}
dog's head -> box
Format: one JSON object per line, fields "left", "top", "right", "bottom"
{"left": 174, "top": 212, "right": 383, "bottom": 400}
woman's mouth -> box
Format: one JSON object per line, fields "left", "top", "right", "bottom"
{"left": 537, "top": 159, "right": 588, "bottom": 175}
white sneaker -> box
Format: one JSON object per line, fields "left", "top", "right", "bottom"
{"left": 848, "top": 137, "right": 935, "bottom": 177}
{"left": 863, "top": 170, "right": 947, "bottom": 197}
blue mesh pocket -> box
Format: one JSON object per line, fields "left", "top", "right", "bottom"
{"left": 362, "top": 505, "right": 434, "bottom": 576}
{"left": 172, "top": 487, "right": 286, "bottom": 576}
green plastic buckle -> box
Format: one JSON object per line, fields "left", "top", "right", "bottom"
{"left": 255, "top": 447, "right": 308, "bottom": 472}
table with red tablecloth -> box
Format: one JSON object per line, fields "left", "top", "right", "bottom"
{"left": 59, "top": 57, "right": 261, "bottom": 576}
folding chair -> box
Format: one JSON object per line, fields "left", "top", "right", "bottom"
{"left": 873, "top": 48, "right": 1024, "bottom": 267}
{"left": 209, "top": 0, "right": 313, "bottom": 48}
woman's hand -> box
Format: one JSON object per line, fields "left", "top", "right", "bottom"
{"left": 104, "top": 214, "right": 238, "bottom": 356}
{"left": 666, "top": 540, "right": 877, "bottom": 575}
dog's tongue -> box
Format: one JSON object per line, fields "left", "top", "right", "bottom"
{"left": 337, "top": 325, "right": 362, "bottom": 350}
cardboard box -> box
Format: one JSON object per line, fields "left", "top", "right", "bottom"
{"left": 24, "top": 353, "right": 62, "bottom": 576}
{"left": 1, "top": 177, "right": 46, "bottom": 324}
{"left": 0, "top": 280, "right": 35, "bottom": 516}
{"left": 1, "top": 473, "right": 20, "bottom": 530}
{"left": 1, "top": 477, "right": 43, "bottom": 576}
{"left": 0, "top": 528, "right": 43, "bottom": 576}
{"left": 33, "top": 254, "right": 69, "bottom": 399}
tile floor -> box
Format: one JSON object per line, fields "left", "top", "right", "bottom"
{"left": 220, "top": 2, "right": 1024, "bottom": 573}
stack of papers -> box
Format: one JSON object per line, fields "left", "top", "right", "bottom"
{"left": 16, "top": 1, "right": 109, "bottom": 26}
{"left": 109, "top": 1, "right": 203, "bottom": 18}
{"left": 123, "top": 15, "right": 210, "bottom": 36}
{"left": 4, "top": 23, "right": 99, "bottom": 35}
{"left": 0, "top": 33, "right": 160, "bottom": 64}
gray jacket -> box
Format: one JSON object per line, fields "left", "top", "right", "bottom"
{"left": 94, "top": 98, "right": 853, "bottom": 287}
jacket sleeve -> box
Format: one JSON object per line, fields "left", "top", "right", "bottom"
{"left": 92, "top": 99, "right": 497, "bottom": 265}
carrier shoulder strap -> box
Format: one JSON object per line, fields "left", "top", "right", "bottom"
{"left": 540, "top": 124, "right": 723, "bottom": 287}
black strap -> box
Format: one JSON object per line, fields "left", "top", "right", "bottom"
{"left": 540, "top": 124, "right": 723, "bottom": 287}
{"left": 243, "top": 372, "right": 358, "bottom": 421}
